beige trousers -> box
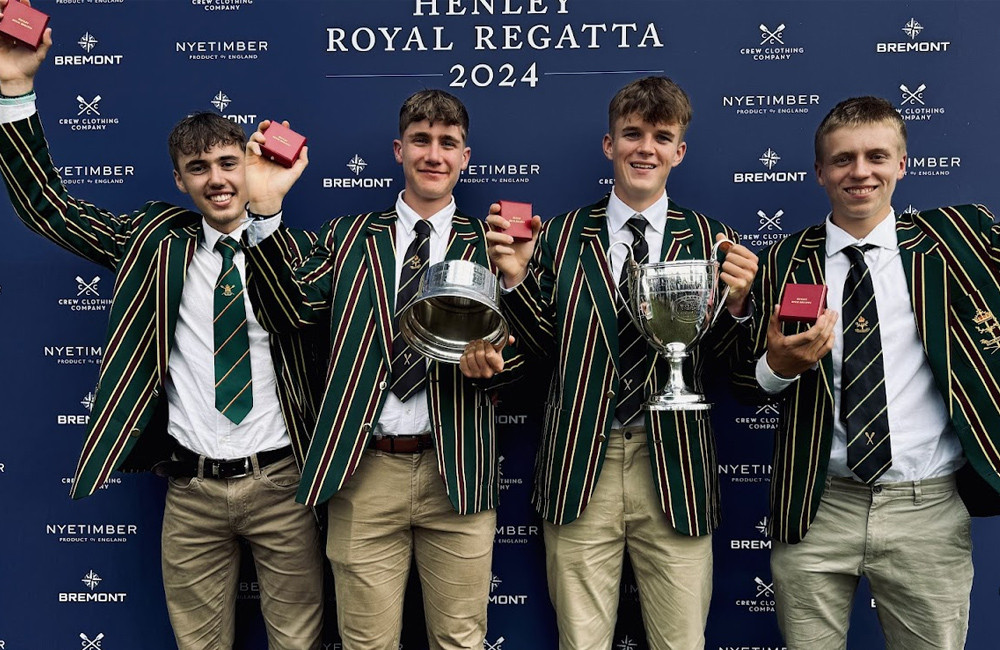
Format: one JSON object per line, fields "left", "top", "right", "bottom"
{"left": 161, "top": 454, "right": 324, "bottom": 650}
{"left": 771, "top": 474, "right": 973, "bottom": 650}
{"left": 326, "top": 448, "right": 496, "bottom": 650}
{"left": 543, "top": 427, "right": 713, "bottom": 650}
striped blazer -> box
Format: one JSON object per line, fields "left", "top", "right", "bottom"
{"left": 0, "top": 113, "right": 326, "bottom": 498}
{"left": 733, "top": 205, "right": 1000, "bottom": 543}
{"left": 245, "top": 207, "right": 525, "bottom": 512}
{"left": 502, "top": 195, "right": 744, "bottom": 534}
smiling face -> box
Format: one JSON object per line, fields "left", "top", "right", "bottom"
{"left": 603, "top": 114, "right": 686, "bottom": 213}
{"left": 815, "top": 121, "right": 906, "bottom": 239}
{"left": 394, "top": 119, "right": 470, "bottom": 218}
{"left": 173, "top": 143, "right": 248, "bottom": 234}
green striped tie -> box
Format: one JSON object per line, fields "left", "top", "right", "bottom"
{"left": 214, "top": 236, "right": 253, "bottom": 424}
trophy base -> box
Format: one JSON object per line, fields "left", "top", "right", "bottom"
{"left": 644, "top": 392, "right": 712, "bottom": 411}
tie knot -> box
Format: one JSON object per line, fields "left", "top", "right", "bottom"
{"left": 626, "top": 215, "right": 648, "bottom": 238}
{"left": 844, "top": 244, "right": 875, "bottom": 266}
{"left": 215, "top": 236, "right": 241, "bottom": 261}
{"left": 414, "top": 219, "right": 432, "bottom": 239}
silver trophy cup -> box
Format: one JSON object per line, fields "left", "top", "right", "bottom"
{"left": 618, "top": 238, "right": 732, "bottom": 411}
{"left": 399, "top": 259, "right": 509, "bottom": 364}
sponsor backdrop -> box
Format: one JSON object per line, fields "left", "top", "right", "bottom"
{"left": 1, "top": 1, "right": 999, "bottom": 649}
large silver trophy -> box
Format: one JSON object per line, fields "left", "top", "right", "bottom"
{"left": 616, "top": 238, "right": 732, "bottom": 411}
{"left": 399, "top": 260, "right": 509, "bottom": 364}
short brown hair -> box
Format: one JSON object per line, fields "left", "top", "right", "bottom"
{"left": 814, "top": 96, "right": 907, "bottom": 161}
{"left": 398, "top": 89, "right": 469, "bottom": 141}
{"left": 167, "top": 112, "right": 246, "bottom": 170}
{"left": 608, "top": 76, "right": 692, "bottom": 137}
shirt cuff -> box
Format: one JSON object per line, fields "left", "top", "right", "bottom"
{"left": 244, "top": 212, "right": 282, "bottom": 247}
{"left": 756, "top": 352, "right": 799, "bottom": 394}
{"left": 0, "top": 93, "right": 37, "bottom": 123}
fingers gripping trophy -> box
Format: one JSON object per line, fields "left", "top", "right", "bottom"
{"left": 615, "top": 238, "right": 734, "bottom": 411}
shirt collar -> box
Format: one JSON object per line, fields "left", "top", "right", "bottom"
{"left": 395, "top": 190, "right": 455, "bottom": 238}
{"left": 607, "top": 189, "right": 667, "bottom": 238}
{"left": 825, "top": 209, "right": 899, "bottom": 258}
{"left": 202, "top": 217, "right": 249, "bottom": 253}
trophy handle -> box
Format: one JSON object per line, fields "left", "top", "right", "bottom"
{"left": 709, "top": 237, "right": 734, "bottom": 326}
{"left": 606, "top": 240, "right": 643, "bottom": 329}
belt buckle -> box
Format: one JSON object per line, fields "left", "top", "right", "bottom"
{"left": 213, "top": 457, "right": 252, "bottom": 479}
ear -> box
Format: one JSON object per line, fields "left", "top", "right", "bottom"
{"left": 602, "top": 133, "right": 613, "bottom": 161}
{"left": 173, "top": 169, "right": 189, "bottom": 195}
{"left": 814, "top": 160, "right": 825, "bottom": 187}
{"left": 461, "top": 146, "right": 471, "bottom": 171}
{"left": 671, "top": 141, "right": 687, "bottom": 167}
{"left": 897, "top": 152, "right": 907, "bottom": 180}
{"left": 393, "top": 139, "right": 403, "bottom": 164}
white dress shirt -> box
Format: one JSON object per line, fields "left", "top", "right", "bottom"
{"left": 757, "top": 212, "right": 963, "bottom": 482}
{"left": 374, "top": 191, "right": 455, "bottom": 437}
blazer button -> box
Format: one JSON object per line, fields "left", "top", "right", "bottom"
{"left": 598, "top": 433, "right": 607, "bottom": 442}
{"left": 379, "top": 380, "right": 388, "bottom": 391}
{"left": 605, "top": 390, "right": 615, "bottom": 400}
{"left": 152, "top": 388, "right": 160, "bottom": 398}
{"left": 129, "top": 427, "right": 141, "bottom": 438}
{"left": 362, "top": 423, "right": 372, "bottom": 432}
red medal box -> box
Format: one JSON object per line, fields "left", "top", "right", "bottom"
{"left": 497, "top": 200, "right": 533, "bottom": 242}
{"left": 0, "top": 1, "right": 49, "bottom": 50}
{"left": 259, "top": 122, "right": 306, "bottom": 168}
{"left": 778, "top": 283, "right": 828, "bottom": 324}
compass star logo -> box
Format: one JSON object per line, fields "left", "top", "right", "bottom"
{"left": 78, "top": 32, "right": 98, "bottom": 52}
{"left": 759, "top": 148, "right": 781, "bottom": 170}
{"left": 82, "top": 570, "right": 103, "bottom": 591}
{"left": 490, "top": 573, "right": 502, "bottom": 593}
{"left": 755, "top": 516, "right": 770, "bottom": 535}
{"left": 616, "top": 636, "right": 638, "bottom": 650}
{"left": 347, "top": 155, "right": 368, "bottom": 175}
{"left": 211, "top": 92, "right": 232, "bottom": 112}
{"left": 902, "top": 18, "right": 924, "bottom": 39}
{"left": 81, "top": 392, "right": 96, "bottom": 412}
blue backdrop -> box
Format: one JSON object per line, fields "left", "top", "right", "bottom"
{"left": 2, "top": 1, "right": 1000, "bottom": 649}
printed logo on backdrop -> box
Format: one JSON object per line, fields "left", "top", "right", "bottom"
{"left": 210, "top": 92, "right": 259, "bottom": 126}
{"left": 46, "top": 523, "right": 137, "bottom": 543}
{"left": 616, "top": 637, "right": 638, "bottom": 650}
{"left": 722, "top": 93, "right": 820, "bottom": 117}
{"left": 740, "top": 212, "right": 786, "bottom": 251}
{"left": 459, "top": 161, "right": 541, "bottom": 186}
{"left": 718, "top": 462, "right": 772, "bottom": 485}
{"left": 238, "top": 581, "right": 261, "bottom": 601}
{"left": 733, "top": 149, "right": 808, "bottom": 184}
{"left": 739, "top": 23, "right": 805, "bottom": 61}
{"left": 496, "top": 455, "right": 526, "bottom": 493}
{"left": 54, "top": 33, "right": 124, "bottom": 66}
{"left": 907, "top": 152, "right": 961, "bottom": 178}
{"left": 488, "top": 572, "right": 528, "bottom": 605}
{"left": 57, "top": 275, "right": 111, "bottom": 313}
{"left": 44, "top": 345, "right": 102, "bottom": 365}
{"left": 55, "top": 0, "right": 126, "bottom": 4}
{"left": 190, "top": 0, "right": 255, "bottom": 12}
{"left": 57, "top": 390, "right": 94, "bottom": 426}
{"left": 495, "top": 521, "right": 539, "bottom": 545}
{"left": 58, "top": 570, "right": 128, "bottom": 603}
{"left": 735, "top": 576, "right": 776, "bottom": 614}
{"left": 896, "top": 82, "right": 945, "bottom": 123}
{"left": 734, "top": 401, "right": 781, "bottom": 430}
{"left": 176, "top": 38, "right": 269, "bottom": 62}
{"left": 62, "top": 475, "right": 123, "bottom": 491}
{"left": 323, "top": 154, "right": 394, "bottom": 190}
{"left": 485, "top": 637, "right": 506, "bottom": 650}
{"left": 729, "top": 515, "right": 773, "bottom": 551}
{"left": 79, "top": 633, "right": 106, "bottom": 649}
{"left": 57, "top": 94, "right": 121, "bottom": 132}
{"left": 52, "top": 162, "right": 136, "bottom": 186}
{"left": 717, "top": 644, "right": 787, "bottom": 650}
{"left": 876, "top": 18, "right": 951, "bottom": 53}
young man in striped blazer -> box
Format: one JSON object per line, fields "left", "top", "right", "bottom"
{"left": 737, "top": 96, "right": 1000, "bottom": 648}
{"left": 244, "top": 89, "right": 522, "bottom": 650}
{"left": 0, "top": 16, "right": 326, "bottom": 649}
{"left": 486, "top": 76, "right": 759, "bottom": 649}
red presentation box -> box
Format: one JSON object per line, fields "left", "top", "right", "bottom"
{"left": 497, "top": 200, "right": 533, "bottom": 242}
{"left": 260, "top": 122, "right": 306, "bottom": 168}
{"left": 0, "top": 1, "right": 49, "bottom": 50}
{"left": 779, "top": 283, "right": 828, "bottom": 324}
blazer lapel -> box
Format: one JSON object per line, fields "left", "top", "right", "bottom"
{"left": 896, "top": 213, "right": 948, "bottom": 370}
{"left": 446, "top": 212, "right": 480, "bottom": 262}
{"left": 155, "top": 224, "right": 199, "bottom": 386}
{"left": 580, "top": 206, "right": 620, "bottom": 365}
{"left": 365, "top": 209, "right": 397, "bottom": 366}
{"left": 788, "top": 224, "right": 834, "bottom": 404}
{"left": 662, "top": 200, "right": 699, "bottom": 261}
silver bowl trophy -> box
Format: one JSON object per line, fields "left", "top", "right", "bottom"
{"left": 616, "top": 238, "right": 732, "bottom": 411}
{"left": 399, "top": 259, "right": 509, "bottom": 364}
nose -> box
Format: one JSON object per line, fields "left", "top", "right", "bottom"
{"left": 637, "top": 134, "right": 655, "bottom": 153}
{"left": 425, "top": 142, "right": 443, "bottom": 164}
{"left": 208, "top": 164, "right": 225, "bottom": 186}
{"left": 849, "top": 157, "right": 871, "bottom": 178}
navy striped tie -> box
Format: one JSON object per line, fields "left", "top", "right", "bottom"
{"left": 615, "top": 215, "right": 650, "bottom": 424}
{"left": 390, "top": 219, "right": 432, "bottom": 401}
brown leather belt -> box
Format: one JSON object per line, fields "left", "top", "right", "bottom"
{"left": 370, "top": 433, "right": 434, "bottom": 454}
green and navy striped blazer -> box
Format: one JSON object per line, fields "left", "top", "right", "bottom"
{"left": 0, "top": 113, "right": 326, "bottom": 498}
{"left": 502, "top": 194, "right": 744, "bottom": 535}
{"left": 245, "top": 207, "right": 525, "bottom": 513}
{"left": 733, "top": 205, "right": 1000, "bottom": 543}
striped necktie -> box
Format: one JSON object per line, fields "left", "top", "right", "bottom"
{"left": 214, "top": 236, "right": 253, "bottom": 424}
{"left": 390, "top": 219, "right": 432, "bottom": 401}
{"left": 841, "top": 244, "right": 891, "bottom": 483}
{"left": 615, "top": 215, "right": 650, "bottom": 425}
